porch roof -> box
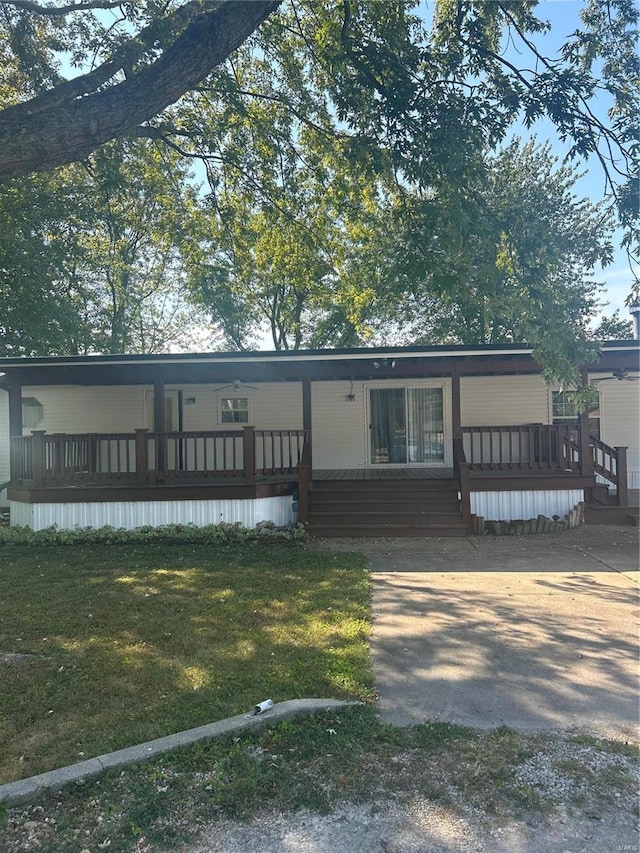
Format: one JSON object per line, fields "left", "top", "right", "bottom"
{"left": 0, "top": 340, "right": 637, "bottom": 387}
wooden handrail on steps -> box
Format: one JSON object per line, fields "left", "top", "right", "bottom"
{"left": 590, "top": 437, "right": 628, "bottom": 506}
{"left": 297, "top": 440, "right": 312, "bottom": 525}
{"left": 453, "top": 437, "right": 472, "bottom": 533}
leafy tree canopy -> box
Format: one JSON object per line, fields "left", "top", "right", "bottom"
{"left": 0, "top": 0, "right": 637, "bottom": 383}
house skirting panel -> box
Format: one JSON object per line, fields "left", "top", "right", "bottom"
{"left": 9, "top": 496, "right": 294, "bottom": 532}
{"left": 470, "top": 490, "right": 584, "bottom": 522}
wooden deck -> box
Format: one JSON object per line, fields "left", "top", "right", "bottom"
{"left": 314, "top": 467, "right": 585, "bottom": 482}
{"left": 314, "top": 468, "right": 454, "bottom": 480}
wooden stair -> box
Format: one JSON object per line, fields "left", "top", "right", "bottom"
{"left": 306, "top": 478, "right": 468, "bottom": 537}
{"left": 584, "top": 483, "right": 639, "bottom": 527}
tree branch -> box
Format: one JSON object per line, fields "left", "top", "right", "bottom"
{"left": 0, "top": 0, "right": 281, "bottom": 181}
{"left": 0, "top": 0, "right": 122, "bottom": 15}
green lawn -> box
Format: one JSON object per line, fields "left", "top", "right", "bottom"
{"left": 0, "top": 543, "right": 373, "bottom": 784}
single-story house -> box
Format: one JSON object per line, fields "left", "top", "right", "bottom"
{"left": 0, "top": 340, "right": 638, "bottom": 535}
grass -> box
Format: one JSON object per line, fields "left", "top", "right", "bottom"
{"left": 0, "top": 542, "right": 373, "bottom": 783}
{"left": 1, "top": 706, "right": 637, "bottom": 853}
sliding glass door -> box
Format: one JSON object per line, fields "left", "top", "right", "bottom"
{"left": 370, "top": 387, "right": 444, "bottom": 465}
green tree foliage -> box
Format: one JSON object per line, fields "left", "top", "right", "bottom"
{"left": 0, "top": 169, "right": 93, "bottom": 355}
{"left": 590, "top": 310, "right": 634, "bottom": 340}
{"left": 0, "top": 0, "right": 637, "bottom": 375}
{"left": 0, "top": 138, "right": 206, "bottom": 355}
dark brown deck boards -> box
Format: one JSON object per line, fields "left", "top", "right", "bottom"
{"left": 314, "top": 468, "right": 453, "bottom": 481}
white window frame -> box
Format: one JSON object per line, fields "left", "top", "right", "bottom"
{"left": 218, "top": 395, "right": 252, "bottom": 426}
{"left": 549, "top": 388, "right": 601, "bottom": 438}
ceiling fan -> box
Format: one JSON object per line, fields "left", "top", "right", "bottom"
{"left": 592, "top": 367, "right": 640, "bottom": 383}
{"left": 211, "top": 379, "right": 259, "bottom": 393}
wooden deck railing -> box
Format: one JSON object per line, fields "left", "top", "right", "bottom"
{"left": 453, "top": 436, "right": 472, "bottom": 533}
{"left": 590, "top": 437, "right": 628, "bottom": 506}
{"left": 462, "top": 425, "right": 580, "bottom": 472}
{"left": 10, "top": 427, "right": 308, "bottom": 488}
{"left": 297, "top": 440, "right": 312, "bottom": 524}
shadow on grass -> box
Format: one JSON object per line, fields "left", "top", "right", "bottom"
{"left": 0, "top": 543, "right": 373, "bottom": 783}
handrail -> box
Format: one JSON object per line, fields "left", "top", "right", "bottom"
{"left": 453, "top": 436, "right": 472, "bottom": 533}
{"left": 461, "top": 424, "right": 579, "bottom": 472}
{"left": 10, "top": 429, "right": 307, "bottom": 487}
{"left": 297, "top": 439, "right": 312, "bottom": 525}
{"left": 590, "top": 436, "right": 627, "bottom": 505}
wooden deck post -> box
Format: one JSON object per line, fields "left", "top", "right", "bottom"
{"left": 578, "top": 368, "right": 593, "bottom": 478}
{"left": 7, "top": 382, "right": 22, "bottom": 439}
{"left": 52, "top": 433, "right": 66, "bottom": 481}
{"left": 302, "top": 378, "right": 312, "bottom": 471}
{"left": 31, "top": 430, "right": 46, "bottom": 487}
{"left": 297, "top": 441, "right": 311, "bottom": 525}
{"left": 135, "top": 429, "right": 149, "bottom": 484}
{"left": 451, "top": 368, "right": 462, "bottom": 440}
{"left": 615, "top": 446, "right": 628, "bottom": 506}
{"left": 153, "top": 378, "right": 167, "bottom": 473}
{"left": 243, "top": 425, "right": 256, "bottom": 486}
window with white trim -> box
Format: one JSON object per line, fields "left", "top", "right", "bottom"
{"left": 219, "top": 396, "right": 250, "bottom": 424}
{"left": 551, "top": 390, "right": 600, "bottom": 438}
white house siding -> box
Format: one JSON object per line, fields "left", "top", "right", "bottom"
{"left": 20, "top": 382, "right": 304, "bottom": 435}
{"left": 9, "top": 495, "right": 294, "bottom": 532}
{"left": 179, "top": 382, "right": 303, "bottom": 431}
{"left": 311, "top": 378, "right": 453, "bottom": 470}
{"left": 593, "top": 375, "right": 640, "bottom": 490}
{"left": 461, "top": 374, "right": 549, "bottom": 426}
{"left": 0, "top": 388, "right": 9, "bottom": 505}
{"left": 312, "top": 381, "right": 368, "bottom": 469}
{"left": 20, "top": 385, "right": 146, "bottom": 434}
{"left": 470, "top": 490, "right": 584, "bottom": 522}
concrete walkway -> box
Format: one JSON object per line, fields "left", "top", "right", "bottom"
{"left": 348, "top": 526, "right": 639, "bottom": 739}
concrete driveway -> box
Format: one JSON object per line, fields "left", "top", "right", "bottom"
{"left": 343, "top": 526, "right": 638, "bottom": 739}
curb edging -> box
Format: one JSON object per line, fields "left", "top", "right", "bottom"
{"left": 0, "top": 698, "right": 361, "bottom": 807}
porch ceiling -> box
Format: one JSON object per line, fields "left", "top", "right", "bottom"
{"left": 0, "top": 342, "right": 637, "bottom": 387}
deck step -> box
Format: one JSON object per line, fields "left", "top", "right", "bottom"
{"left": 584, "top": 505, "right": 639, "bottom": 527}
{"left": 312, "top": 479, "right": 458, "bottom": 491}
{"left": 307, "top": 523, "right": 469, "bottom": 538}
{"left": 307, "top": 476, "right": 466, "bottom": 537}
{"left": 309, "top": 498, "right": 461, "bottom": 510}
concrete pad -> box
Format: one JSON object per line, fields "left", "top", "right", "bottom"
{"left": 370, "top": 527, "right": 640, "bottom": 739}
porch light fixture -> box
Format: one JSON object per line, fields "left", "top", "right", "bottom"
{"left": 372, "top": 358, "right": 396, "bottom": 369}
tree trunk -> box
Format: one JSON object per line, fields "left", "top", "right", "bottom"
{"left": 0, "top": 1, "right": 280, "bottom": 181}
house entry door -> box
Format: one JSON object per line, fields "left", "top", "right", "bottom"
{"left": 370, "top": 387, "right": 444, "bottom": 465}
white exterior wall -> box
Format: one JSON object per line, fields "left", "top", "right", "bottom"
{"left": 470, "top": 490, "right": 584, "bottom": 522}
{"left": 180, "top": 382, "right": 303, "bottom": 431}
{"left": 461, "top": 374, "right": 549, "bottom": 425}
{"left": 311, "top": 378, "right": 452, "bottom": 470}
{"left": 21, "top": 385, "right": 146, "bottom": 434}
{"left": 10, "top": 495, "right": 294, "bottom": 531}
{"left": 312, "top": 381, "right": 368, "bottom": 469}
{"left": 19, "top": 382, "right": 303, "bottom": 435}
{"left": 593, "top": 375, "right": 640, "bottom": 490}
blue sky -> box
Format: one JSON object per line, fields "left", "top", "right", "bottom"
{"left": 495, "top": 0, "right": 636, "bottom": 321}
{"left": 414, "top": 0, "right": 636, "bottom": 323}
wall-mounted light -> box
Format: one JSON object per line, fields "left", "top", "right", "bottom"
{"left": 346, "top": 379, "right": 356, "bottom": 401}
{"left": 372, "top": 358, "right": 396, "bottom": 369}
